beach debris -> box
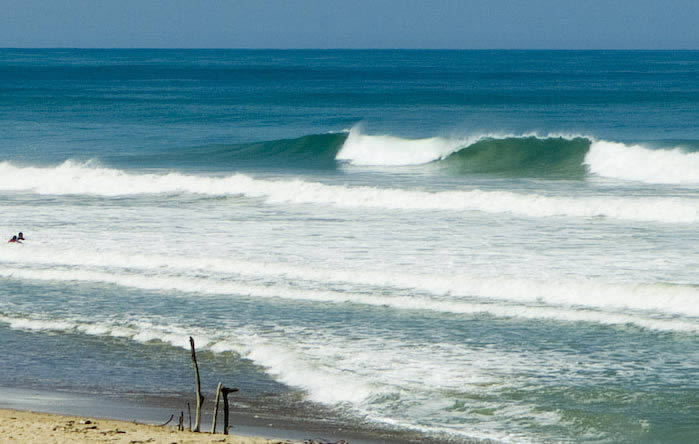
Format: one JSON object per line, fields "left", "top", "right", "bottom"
{"left": 304, "top": 440, "right": 349, "bottom": 444}
{"left": 221, "top": 385, "right": 239, "bottom": 435}
{"left": 211, "top": 382, "right": 223, "bottom": 433}
{"left": 79, "top": 419, "right": 92, "bottom": 424}
{"left": 100, "top": 428, "right": 127, "bottom": 435}
{"left": 158, "top": 414, "right": 174, "bottom": 427}
{"left": 190, "top": 336, "right": 205, "bottom": 432}
{"left": 178, "top": 411, "right": 184, "bottom": 431}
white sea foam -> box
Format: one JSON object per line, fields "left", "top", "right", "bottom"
{"left": 3, "top": 247, "right": 699, "bottom": 319}
{"left": 586, "top": 141, "right": 699, "bottom": 185}
{"left": 0, "top": 261, "right": 696, "bottom": 332}
{"left": 0, "top": 161, "right": 696, "bottom": 223}
{"left": 336, "top": 126, "right": 465, "bottom": 165}
{"left": 0, "top": 313, "right": 374, "bottom": 405}
{"left": 239, "top": 336, "right": 374, "bottom": 404}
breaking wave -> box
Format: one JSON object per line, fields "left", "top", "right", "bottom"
{"left": 338, "top": 128, "right": 699, "bottom": 184}
{"left": 0, "top": 161, "right": 696, "bottom": 223}
{"left": 20, "top": 126, "right": 695, "bottom": 183}
{"left": 6, "top": 126, "right": 699, "bottom": 183}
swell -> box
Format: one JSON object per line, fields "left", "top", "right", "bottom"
{"left": 109, "top": 132, "right": 348, "bottom": 170}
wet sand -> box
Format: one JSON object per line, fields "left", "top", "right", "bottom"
{"left": 0, "top": 387, "right": 435, "bottom": 444}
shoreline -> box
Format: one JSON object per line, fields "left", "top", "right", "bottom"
{"left": 0, "top": 386, "right": 439, "bottom": 444}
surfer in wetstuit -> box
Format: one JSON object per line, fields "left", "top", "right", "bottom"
{"left": 8, "top": 235, "right": 21, "bottom": 244}
{"left": 17, "top": 232, "right": 24, "bottom": 241}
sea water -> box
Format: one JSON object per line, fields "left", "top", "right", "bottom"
{"left": 0, "top": 49, "right": 697, "bottom": 442}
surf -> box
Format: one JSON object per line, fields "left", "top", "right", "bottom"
{"left": 338, "top": 127, "right": 699, "bottom": 184}
{"left": 2, "top": 247, "right": 698, "bottom": 331}
{"left": 0, "top": 160, "right": 697, "bottom": 223}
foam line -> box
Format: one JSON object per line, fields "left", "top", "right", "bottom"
{"left": 0, "top": 161, "right": 696, "bottom": 223}
{"left": 2, "top": 248, "right": 698, "bottom": 319}
{"left": 0, "top": 314, "right": 374, "bottom": 404}
{"left": 0, "top": 266, "right": 695, "bottom": 332}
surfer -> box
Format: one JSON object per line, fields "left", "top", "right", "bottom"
{"left": 17, "top": 232, "right": 24, "bottom": 241}
{"left": 8, "top": 235, "right": 21, "bottom": 244}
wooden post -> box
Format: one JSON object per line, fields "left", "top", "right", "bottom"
{"left": 211, "top": 382, "right": 223, "bottom": 433}
{"left": 189, "top": 336, "right": 205, "bottom": 432}
{"left": 177, "top": 411, "right": 183, "bottom": 431}
{"left": 187, "top": 402, "right": 192, "bottom": 432}
{"left": 221, "top": 386, "right": 239, "bottom": 435}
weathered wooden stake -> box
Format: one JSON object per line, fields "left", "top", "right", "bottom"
{"left": 177, "top": 411, "right": 184, "bottom": 431}
{"left": 187, "top": 402, "right": 192, "bottom": 432}
{"left": 211, "top": 382, "right": 223, "bottom": 433}
{"left": 189, "top": 336, "right": 205, "bottom": 432}
{"left": 221, "top": 386, "right": 239, "bottom": 435}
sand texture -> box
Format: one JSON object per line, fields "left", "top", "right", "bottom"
{"left": 0, "top": 408, "right": 306, "bottom": 444}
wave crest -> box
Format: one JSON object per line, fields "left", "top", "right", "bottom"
{"left": 336, "top": 126, "right": 462, "bottom": 166}
{"left": 337, "top": 128, "right": 699, "bottom": 184}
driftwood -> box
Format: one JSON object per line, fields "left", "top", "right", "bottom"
{"left": 157, "top": 414, "right": 174, "bottom": 427}
{"left": 189, "top": 336, "right": 205, "bottom": 432}
{"left": 187, "top": 402, "right": 192, "bottom": 432}
{"left": 221, "top": 386, "right": 239, "bottom": 435}
{"left": 211, "top": 382, "right": 223, "bottom": 433}
{"left": 304, "top": 441, "right": 348, "bottom": 444}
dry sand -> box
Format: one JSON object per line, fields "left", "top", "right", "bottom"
{"left": 0, "top": 408, "right": 307, "bottom": 444}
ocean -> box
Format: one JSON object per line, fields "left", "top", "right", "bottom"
{"left": 0, "top": 49, "right": 697, "bottom": 443}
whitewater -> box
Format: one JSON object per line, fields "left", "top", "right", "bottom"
{"left": 1, "top": 49, "right": 698, "bottom": 443}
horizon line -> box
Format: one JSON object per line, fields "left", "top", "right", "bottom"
{"left": 1, "top": 47, "right": 698, "bottom": 51}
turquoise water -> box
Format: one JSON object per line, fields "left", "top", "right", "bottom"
{"left": 0, "top": 49, "right": 698, "bottom": 442}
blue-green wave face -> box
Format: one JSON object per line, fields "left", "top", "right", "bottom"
{"left": 219, "top": 132, "right": 348, "bottom": 169}
{"left": 439, "top": 137, "right": 592, "bottom": 179}
{"left": 108, "top": 132, "right": 349, "bottom": 171}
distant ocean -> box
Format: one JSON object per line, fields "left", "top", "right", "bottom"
{"left": 0, "top": 49, "right": 697, "bottom": 442}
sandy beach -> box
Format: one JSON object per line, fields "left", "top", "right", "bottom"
{"left": 0, "top": 408, "right": 305, "bottom": 444}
